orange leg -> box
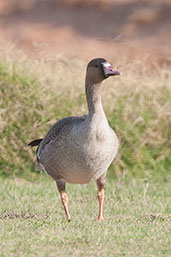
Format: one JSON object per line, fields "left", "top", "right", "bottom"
{"left": 60, "top": 191, "right": 71, "bottom": 221}
{"left": 56, "top": 179, "right": 71, "bottom": 221}
{"left": 96, "top": 174, "right": 106, "bottom": 221}
{"left": 97, "top": 188, "right": 104, "bottom": 221}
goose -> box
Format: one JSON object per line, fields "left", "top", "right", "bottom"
{"left": 28, "top": 58, "right": 121, "bottom": 221}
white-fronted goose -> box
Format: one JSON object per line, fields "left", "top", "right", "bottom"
{"left": 28, "top": 58, "right": 121, "bottom": 221}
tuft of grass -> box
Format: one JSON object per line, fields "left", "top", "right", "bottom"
{"left": 0, "top": 47, "right": 170, "bottom": 179}
{"left": 0, "top": 176, "right": 170, "bottom": 257}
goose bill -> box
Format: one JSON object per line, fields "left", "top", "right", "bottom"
{"left": 102, "top": 62, "right": 121, "bottom": 77}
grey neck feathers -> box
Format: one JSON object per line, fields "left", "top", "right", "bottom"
{"left": 85, "top": 80, "right": 104, "bottom": 114}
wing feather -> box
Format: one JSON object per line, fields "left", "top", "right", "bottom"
{"left": 36, "top": 116, "right": 87, "bottom": 162}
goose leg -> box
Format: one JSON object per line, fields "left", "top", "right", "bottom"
{"left": 96, "top": 174, "right": 106, "bottom": 221}
{"left": 56, "top": 179, "right": 71, "bottom": 221}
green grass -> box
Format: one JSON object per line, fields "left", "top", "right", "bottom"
{"left": 0, "top": 48, "right": 170, "bottom": 179}
{"left": 0, "top": 174, "right": 170, "bottom": 257}
{"left": 0, "top": 47, "right": 171, "bottom": 256}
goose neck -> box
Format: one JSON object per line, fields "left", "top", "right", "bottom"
{"left": 85, "top": 80, "right": 104, "bottom": 114}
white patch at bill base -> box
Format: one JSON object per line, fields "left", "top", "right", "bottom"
{"left": 102, "top": 62, "right": 112, "bottom": 68}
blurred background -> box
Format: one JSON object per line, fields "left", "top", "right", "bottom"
{"left": 0, "top": 0, "right": 170, "bottom": 178}
{"left": 0, "top": 0, "right": 171, "bottom": 63}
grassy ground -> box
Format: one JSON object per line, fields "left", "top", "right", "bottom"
{"left": 0, "top": 47, "right": 170, "bottom": 179}
{"left": 0, "top": 47, "right": 171, "bottom": 256}
{"left": 0, "top": 174, "right": 170, "bottom": 257}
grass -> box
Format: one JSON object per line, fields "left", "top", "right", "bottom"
{"left": 0, "top": 46, "right": 170, "bottom": 256}
{"left": 0, "top": 47, "right": 170, "bottom": 179}
{"left": 0, "top": 174, "right": 170, "bottom": 257}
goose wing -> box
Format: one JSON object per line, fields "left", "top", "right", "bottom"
{"left": 35, "top": 116, "right": 87, "bottom": 162}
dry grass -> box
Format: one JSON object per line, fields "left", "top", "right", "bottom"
{"left": 0, "top": 45, "right": 171, "bottom": 257}
{"left": 0, "top": 46, "right": 170, "bottom": 179}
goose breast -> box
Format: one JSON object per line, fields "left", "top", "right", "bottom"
{"left": 38, "top": 114, "right": 119, "bottom": 184}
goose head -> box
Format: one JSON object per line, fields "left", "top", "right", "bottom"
{"left": 86, "top": 58, "right": 121, "bottom": 84}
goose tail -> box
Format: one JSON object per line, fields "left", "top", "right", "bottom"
{"left": 28, "top": 139, "right": 43, "bottom": 147}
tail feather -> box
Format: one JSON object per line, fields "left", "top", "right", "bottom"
{"left": 28, "top": 139, "right": 43, "bottom": 147}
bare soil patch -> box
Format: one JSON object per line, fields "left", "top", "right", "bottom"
{"left": 0, "top": 0, "right": 171, "bottom": 64}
